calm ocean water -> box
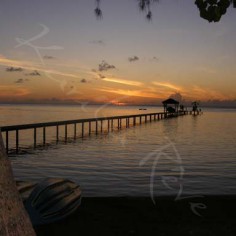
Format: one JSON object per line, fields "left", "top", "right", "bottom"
{"left": 1, "top": 104, "right": 236, "bottom": 197}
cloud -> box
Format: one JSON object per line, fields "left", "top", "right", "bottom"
{"left": 26, "top": 70, "right": 41, "bottom": 76}
{"left": 0, "top": 85, "right": 30, "bottom": 97}
{"left": 43, "top": 55, "right": 55, "bottom": 59}
{"left": 15, "top": 78, "right": 24, "bottom": 84}
{"left": 103, "top": 77, "right": 143, "bottom": 87}
{"left": 6, "top": 67, "right": 23, "bottom": 72}
{"left": 0, "top": 57, "right": 85, "bottom": 79}
{"left": 80, "top": 78, "right": 87, "bottom": 83}
{"left": 90, "top": 69, "right": 107, "bottom": 80}
{"left": 151, "top": 56, "right": 159, "bottom": 62}
{"left": 169, "top": 92, "right": 183, "bottom": 102}
{"left": 128, "top": 56, "right": 139, "bottom": 62}
{"left": 152, "top": 82, "right": 182, "bottom": 91}
{"left": 98, "top": 61, "right": 116, "bottom": 71}
{"left": 98, "top": 87, "right": 162, "bottom": 99}
{"left": 14, "top": 78, "right": 30, "bottom": 84}
{"left": 90, "top": 40, "right": 105, "bottom": 46}
{"left": 189, "top": 85, "right": 229, "bottom": 100}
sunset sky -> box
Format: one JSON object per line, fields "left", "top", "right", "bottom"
{"left": 0, "top": 0, "right": 236, "bottom": 106}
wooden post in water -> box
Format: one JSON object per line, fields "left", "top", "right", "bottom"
{"left": 140, "top": 116, "right": 142, "bottom": 124}
{"left": 43, "top": 127, "right": 46, "bottom": 145}
{"left": 65, "top": 125, "right": 67, "bottom": 142}
{"left": 145, "top": 115, "right": 147, "bottom": 123}
{"left": 96, "top": 120, "right": 98, "bottom": 135}
{"left": 100, "top": 120, "right": 103, "bottom": 133}
{"left": 56, "top": 125, "right": 59, "bottom": 142}
{"left": 108, "top": 119, "right": 110, "bottom": 132}
{"left": 150, "top": 115, "right": 152, "bottom": 122}
{"left": 89, "top": 121, "right": 91, "bottom": 135}
{"left": 16, "top": 130, "right": 19, "bottom": 153}
{"left": 82, "top": 122, "right": 84, "bottom": 138}
{"left": 74, "top": 123, "right": 77, "bottom": 139}
{"left": 34, "top": 128, "right": 37, "bottom": 148}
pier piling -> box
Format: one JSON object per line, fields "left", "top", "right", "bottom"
{"left": 65, "top": 125, "right": 67, "bottom": 142}
{"left": 16, "top": 130, "right": 19, "bottom": 154}
{"left": 74, "top": 124, "right": 77, "bottom": 139}
{"left": 34, "top": 128, "right": 37, "bottom": 148}
{"left": 82, "top": 123, "right": 84, "bottom": 138}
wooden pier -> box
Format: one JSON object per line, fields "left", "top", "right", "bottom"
{"left": 0, "top": 111, "right": 189, "bottom": 154}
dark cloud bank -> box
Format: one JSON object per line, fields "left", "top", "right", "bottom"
{"left": 6, "top": 67, "right": 23, "bottom": 72}
{"left": 98, "top": 61, "right": 116, "bottom": 71}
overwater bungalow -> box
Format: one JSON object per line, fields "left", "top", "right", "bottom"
{"left": 162, "top": 98, "right": 180, "bottom": 115}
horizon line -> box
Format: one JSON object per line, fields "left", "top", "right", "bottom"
{"left": 0, "top": 101, "right": 236, "bottom": 109}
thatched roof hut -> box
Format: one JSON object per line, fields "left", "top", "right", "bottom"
{"left": 162, "top": 98, "right": 179, "bottom": 113}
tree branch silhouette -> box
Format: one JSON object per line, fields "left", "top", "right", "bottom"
{"left": 95, "top": 0, "right": 159, "bottom": 20}
{"left": 195, "top": 0, "right": 235, "bottom": 22}
{"left": 94, "top": 0, "right": 235, "bottom": 22}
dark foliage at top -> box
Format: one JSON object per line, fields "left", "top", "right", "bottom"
{"left": 195, "top": 0, "right": 234, "bottom": 22}
{"left": 94, "top": 0, "right": 235, "bottom": 22}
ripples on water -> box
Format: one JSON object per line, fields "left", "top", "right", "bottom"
{"left": 1, "top": 105, "right": 236, "bottom": 197}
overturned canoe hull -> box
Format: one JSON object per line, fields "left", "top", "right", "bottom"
{"left": 19, "top": 178, "right": 82, "bottom": 226}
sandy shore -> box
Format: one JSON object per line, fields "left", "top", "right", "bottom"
{"left": 35, "top": 196, "right": 236, "bottom": 236}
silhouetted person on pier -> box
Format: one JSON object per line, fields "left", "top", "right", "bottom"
{"left": 192, "top": 101, "right": 200, "bottom": 115}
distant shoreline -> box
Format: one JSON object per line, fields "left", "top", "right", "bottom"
{"left": 0, "top": 103, "right": 236, "bottom": 109}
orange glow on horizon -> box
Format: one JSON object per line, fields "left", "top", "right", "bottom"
{"left": 0, "top": 55, "right": 235, "bottom": 104}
